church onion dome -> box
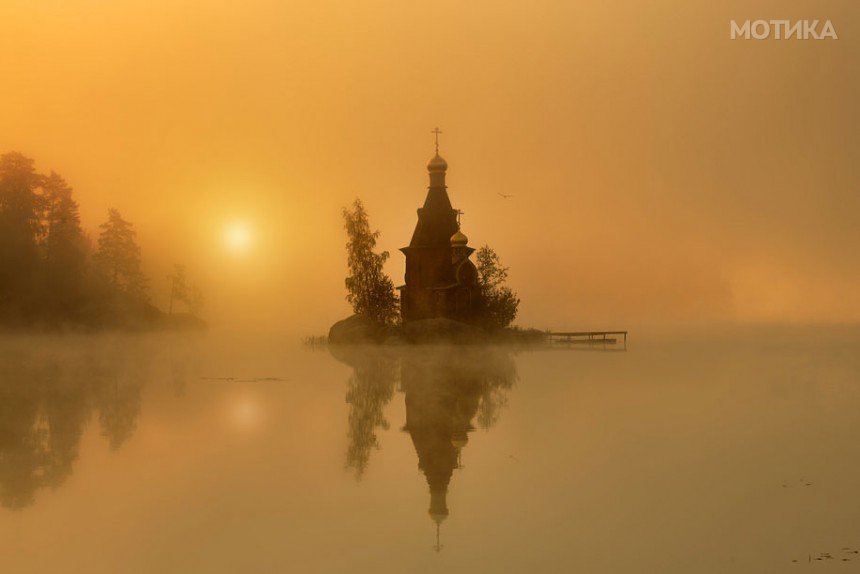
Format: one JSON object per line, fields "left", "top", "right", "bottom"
{"left": 450, "top": 230, "right": 468, "bottom": 246}
{"left": 429, "top": 511, "right": 449, "bottom": 524}
{"left": 427, "top": 153, "right": 448, "bottom": 173}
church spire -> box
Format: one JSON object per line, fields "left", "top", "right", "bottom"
{"left": 427, "top": 127, "right": 448, "bottom": 188}
{"left": 434, "top": 521, "right": 444, "bottom": 552}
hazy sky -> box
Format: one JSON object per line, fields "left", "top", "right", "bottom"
{"left": 1, "top": 0, "right": 857, "bottom": 332}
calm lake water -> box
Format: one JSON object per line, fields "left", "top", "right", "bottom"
{"left": 1, "top": 326, "right": 859, "bottom": 573}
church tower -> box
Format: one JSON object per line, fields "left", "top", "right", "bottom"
{"left": 398, "top": 130, "right": 482, "bottom": 323}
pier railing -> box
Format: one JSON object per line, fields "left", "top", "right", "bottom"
{"left": 547, "top": 331, "right": 628, "bottom": 349}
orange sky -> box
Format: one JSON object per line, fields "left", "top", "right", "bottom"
{"left": 1, "top": 0, "right": 857, "bottom": 332}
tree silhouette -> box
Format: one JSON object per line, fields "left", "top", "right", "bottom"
{"left": 0, "top": 358, "right": 46, "bottom": 509}
{"left": 42, "top": 171, "right": 87, "bottom": 314}
{"left": 343, "top": 354, "right": 398, "bottom": 479}
{"left": 167, "top": 264, "right": 188, "bottom": 315}
{"left": 94, "top": 208, "right": 147, "bottom": 298}
{"left": 0, "top": 152, "right": 44, "bottom": 320}
{"left": 0, "top": 152, "right": 43, "bottom": 240}
{"left": 167, "top": 264, "right": 204, "bottom": 317}
{"left": 342, "top": 198, "right": 398, "bottom": 325}
{"left": 475, "top": 245, "right": 520, "bottom": 328}
{"left": 42, "top": 172, "right": 84, "bottom": 266}
{"left": 98, "top": 379, "right": 141, "bottom": 451}
{"left": 0, "top": 150, "right": 170, "bottom": 329}
{"left": 41, "top": 360, "right": 91, "bottom": 489}
{"left": 0, "top": 345, "right": 146, "bottom": 509}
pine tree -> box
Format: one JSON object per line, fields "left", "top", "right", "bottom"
{"left": 0, "top": 152, "right": 44, "bottom": 316}
{"left": 42, "top": 172, "right": 86, "bottom": 276}
{"left": 93, "top": 208, "right": 147, "bottom": 298}
{"left": 0, "top": 152, "right": 43, "bottom": 240}
{"left": 342, "top": 198, "right": 398, "bottom": 325}
{"left": 40, "top": 172, "right": 88, "bottom": 316}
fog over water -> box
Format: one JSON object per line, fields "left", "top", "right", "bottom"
{"left": 1, "top": 327, "right": 859, "bottom": 573}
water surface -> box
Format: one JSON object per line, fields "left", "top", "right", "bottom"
{"left": 1, "top": 327, "right": 859, "bottom": 572}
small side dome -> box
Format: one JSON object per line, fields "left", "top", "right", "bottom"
{"left": 450, "top": 230, "right": 468, "bottom": 246}
{"left": 427, "top": 153, "right": 448, "bottom": 172}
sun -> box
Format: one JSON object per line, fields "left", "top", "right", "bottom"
{"left": 224, "top": 222, "right": 253, "bottom": 254}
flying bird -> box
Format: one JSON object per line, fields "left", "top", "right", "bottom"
{"left": 497, "top": 193, "right": 514, "bottom": 199}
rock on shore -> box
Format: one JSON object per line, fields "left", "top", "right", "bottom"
{"left": 328, "top": 314, "right": 488, "bottom": 345}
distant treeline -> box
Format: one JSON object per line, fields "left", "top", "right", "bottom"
{"left": 0, "top": 151, "right": 199, "bottom": 330}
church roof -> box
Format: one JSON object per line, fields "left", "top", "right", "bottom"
{"left": 407, "top": 152, "right": 459, "bottom": 247}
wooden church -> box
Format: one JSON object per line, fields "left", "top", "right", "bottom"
{"left": 397, "top": 133, "right": 483, "bottom": 323}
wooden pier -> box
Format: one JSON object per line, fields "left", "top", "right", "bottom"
{"left": 547, "top": 331, "right": 628, "bottom": 350}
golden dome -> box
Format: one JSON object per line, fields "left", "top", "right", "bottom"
{"left": 427, "top": 153, "right": 448, "bottom": 172}
{"left": 429, "top": 511, "right": 449, "bottom": 524}
{"left": 450, "top": 230, "right": 468, "bottom": 246}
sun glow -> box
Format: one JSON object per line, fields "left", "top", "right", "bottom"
{"left": 227, "top": 393, "right": 265, "bottom": 432}
{"left": 224, "top": 222, "right": 253, "bottom": 254}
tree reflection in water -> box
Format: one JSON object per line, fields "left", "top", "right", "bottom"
{"left": 0, "top": 341, "right": 147, "bottom": 509}
{"left": 332, "top": 344, "right": 518, "bottom": 546}
{"left": 340, "top": 350, "right": 399, "bottom": 479}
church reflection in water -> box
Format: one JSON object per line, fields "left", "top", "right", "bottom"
{"left": 332, "top": 345, "right": 517, "bottom": 549}
{"left": 0, "top": 342, "right": 148, "bottom": 510}
{"left": 0, "top": 336, "right": 517, "bottom": 551}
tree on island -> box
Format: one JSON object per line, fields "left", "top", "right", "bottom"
{"left": 0, "top": 150, "right": 199, "bottom": 330}
{"left": 0, "top": 153, "right": 43, "bottom": 243}
{"left": 0, "top": 152, "right": 44, "bottom": 317}
{"left": 476, "top": 245, "right": 520, "bottom": 328}
{"left": 167, "top": 264, "right": 188, "bottom": 315}
{"left": 94, "top": 208, "right": 148, "bottom": 298}
{"left": 42, "top": 171, "right": 88, "bottom": 309}
{"left": 342, "top": 198, "right": 398, "bottom": 325}
{"left": 167, "top": 263, "right": 204, "bottom": 316}
{"left": 42, "top": 171, "right": 85, "bottom": 268}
